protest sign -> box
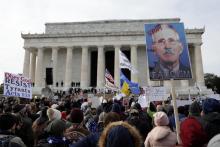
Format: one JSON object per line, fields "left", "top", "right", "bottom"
{"left": 138, "top": 95, "right": 149, "bottom": 108}
{"left": 4, "top": 72, "right": 32, "bottom": 99}
{"left": 143, "top": 86, "right": 168, "bottom": 101}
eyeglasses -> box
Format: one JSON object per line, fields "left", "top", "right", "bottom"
{"left": 154, "top": 39, "right": 180, "bottom": 46}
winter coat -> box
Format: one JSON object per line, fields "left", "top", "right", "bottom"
{"left": 0, "top": 131, "right": 26, "bottom": 147}
{"left": 69, "top": 132, "right": 101, "bottom": 147}
{"left": 64, "top": 124, "right": 90, "bottom": 144}
{"left": 144, "top": 126, "right": 177, "bottom": 147}
{"left": 201, "top": 112, "right": 220, "bottom": 141}
{"left": 180, "top": 116, "right": 207, "bottom": 147}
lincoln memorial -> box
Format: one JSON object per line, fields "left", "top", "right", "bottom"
{"left": 21, "top": 18, "right": 213, "bottom": 96}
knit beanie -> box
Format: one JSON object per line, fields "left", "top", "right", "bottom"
{"left": 153, "top": 111, "right": 169, "bottom": 126}
{"left": 70, "top": 108, "right": 83, "bottom": 123}
{"left": 202, "top": 98, "right": 220, "bottom": 114}
{"left": 46, "top": 119, "right": 66, "bottom": 136}
{"left": 47, "top": 108, "right": 61, "bottom": 121}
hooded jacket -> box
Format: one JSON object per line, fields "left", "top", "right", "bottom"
{"left": 98, "top": 121, "right": 142, "bottom": 147}
{"left": 144, "top": 126, "right": 177, "bottom": 147}
{"left": 145, "top": 112, "right": 177, "bottom": 147}
{"left": 201, "top": 112, "right": 220, "bottom": 141}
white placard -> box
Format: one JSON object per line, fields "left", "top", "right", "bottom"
{"left": 172, "top": 99, "right": 193, "bottom": 107}
{"left": 4, "top": 72, "right": 32, "bottom": 99}
{"left": 88, "top": 94, "right": 101, "bottom": 108}
{"left": 138, "top": 95, "right": 149, "bottom": 108}
{"left": 143, "top": 86, "right": 168, "bottom": 101}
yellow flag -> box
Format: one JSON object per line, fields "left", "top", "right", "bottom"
{"left": 121, "top": 81, "right": 130, "bottom": 96}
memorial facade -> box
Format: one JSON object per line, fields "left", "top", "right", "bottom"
{"left": 22, "top": 18, "right": 212, "bottom": 95}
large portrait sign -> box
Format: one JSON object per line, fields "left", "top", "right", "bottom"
{"left": 4, "top": 72, "right": 32, "bottom": 99}
{"left": 144, "top": 23, "right": 192, "bottom": 80}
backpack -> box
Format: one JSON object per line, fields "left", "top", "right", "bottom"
{"left": 0, "top": 134, "right": 15, "bottom": 147}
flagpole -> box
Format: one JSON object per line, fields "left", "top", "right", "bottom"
{"left": 103, "top": 85, "right": 106, "bottom": 102}
{"left": 171, "top": 79, "right": 181, "bottom": 144}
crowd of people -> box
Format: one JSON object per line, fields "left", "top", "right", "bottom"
{"left": 0, "top": 91, "right": 220, "bottom": 147}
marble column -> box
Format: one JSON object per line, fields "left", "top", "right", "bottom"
{"left": 97, "top": 46, "right": 105, "bottom": 88}
{"left": 81, "top": 46, "right": 89, "bottom": 88}
{"left": 114, "top": 45, "right": 120, "bottom": 88}
{"left": 180, "top": 80, "right": 189, "bottom": 87}
{"left": 29, "top": 52, "right": 36, "bottom": 84}
{"left": 52, "top": 47, "right": 59, "bottom": 87}
{"left": 131, "top": 45, "right": 138, "bottom": 83}
{"left": 194, "top": 43, "right": 205, "bottom": 86}
{"left": 65, "top": 47, "right": 73, "bottom": 87}
{"left": 35, "top": 48, "right": 44, "bottom": 87}
{"left": 23, "top": 48, "right": 31, "bottom": 78}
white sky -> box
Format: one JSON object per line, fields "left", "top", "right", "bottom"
{"left": 0, "top": 0, "right": 220, "bottom": 82}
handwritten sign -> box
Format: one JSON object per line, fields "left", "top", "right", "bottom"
{"left": 4, "top": 72, "right": 32, "bottom": 99}
{"left": 138, "top": 95, "right": 149, "bottom": 108}
{"left": 143, "top": 86, "right": 168, "bottom": 101}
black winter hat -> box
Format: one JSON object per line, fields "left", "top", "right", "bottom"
{"left": 189, "top": 101, "right": 201, "bottom": 116}
{"left": 0, "top": 113, "right": 16, "bottom": 130}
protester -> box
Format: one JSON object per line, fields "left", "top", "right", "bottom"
{"left": 37, "top": 119, "right": 69, "bottom": 147}
{"left": 144, "top": 111, "right": 177, "bottom": 147}
{"left": 0, "top": 113, "right": 26, "bottom": 147}
{"left": 64, "top": 108, "right": 90, "bottom": 144}
{"left": 180, "top": 112, "right": 207, "bottom": 147}
{"left": 70, "top": 111, "right": 121, "bottom": 147}
{"left": 207, "top": 134, "right": 220, "bottom": 147}
{"left": 13, "top": 104, "right": 34, "bottom": 147}
{"left": 201, "top": 98, "right": 220, "bottom": 141}
{"left": 98, "top": 121, "right": 142, "bottom": 147}
{"left": 1, "top": 90, "right": 220, "bottom": 147}
{"left": 32, "top": 106, "right": 49, "bottom": 146}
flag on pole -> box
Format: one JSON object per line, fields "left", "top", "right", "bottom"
{"left": 121, "top": 81, "right": 130, "bottom": 96}
{"left": 119, "top": 50, "right": 138, "bottom": 74}
{"left": 120, "top": 71, "right": 140, "bottom": 95}
{"left": 105, "top": 69, "right": 118, "bottom": 91}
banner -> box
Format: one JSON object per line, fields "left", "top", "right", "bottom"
{"left": 4, "top": 72, "right": 32, "bottom": 99}
{"left": 119, "top": 50, "right": 137, "bottom": 74}
{"left": 144, "top": 23, "right": 192, "bottom": 80}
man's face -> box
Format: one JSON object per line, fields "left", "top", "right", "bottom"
{"left": 152, "top": 25, "right": 183, "bottom": 65}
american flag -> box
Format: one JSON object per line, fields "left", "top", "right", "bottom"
{"left": 105, "top": 69, "right": 118, "bottom": 90}
{"left": 105, "top": 69, "right": 114, "bottom": 83}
